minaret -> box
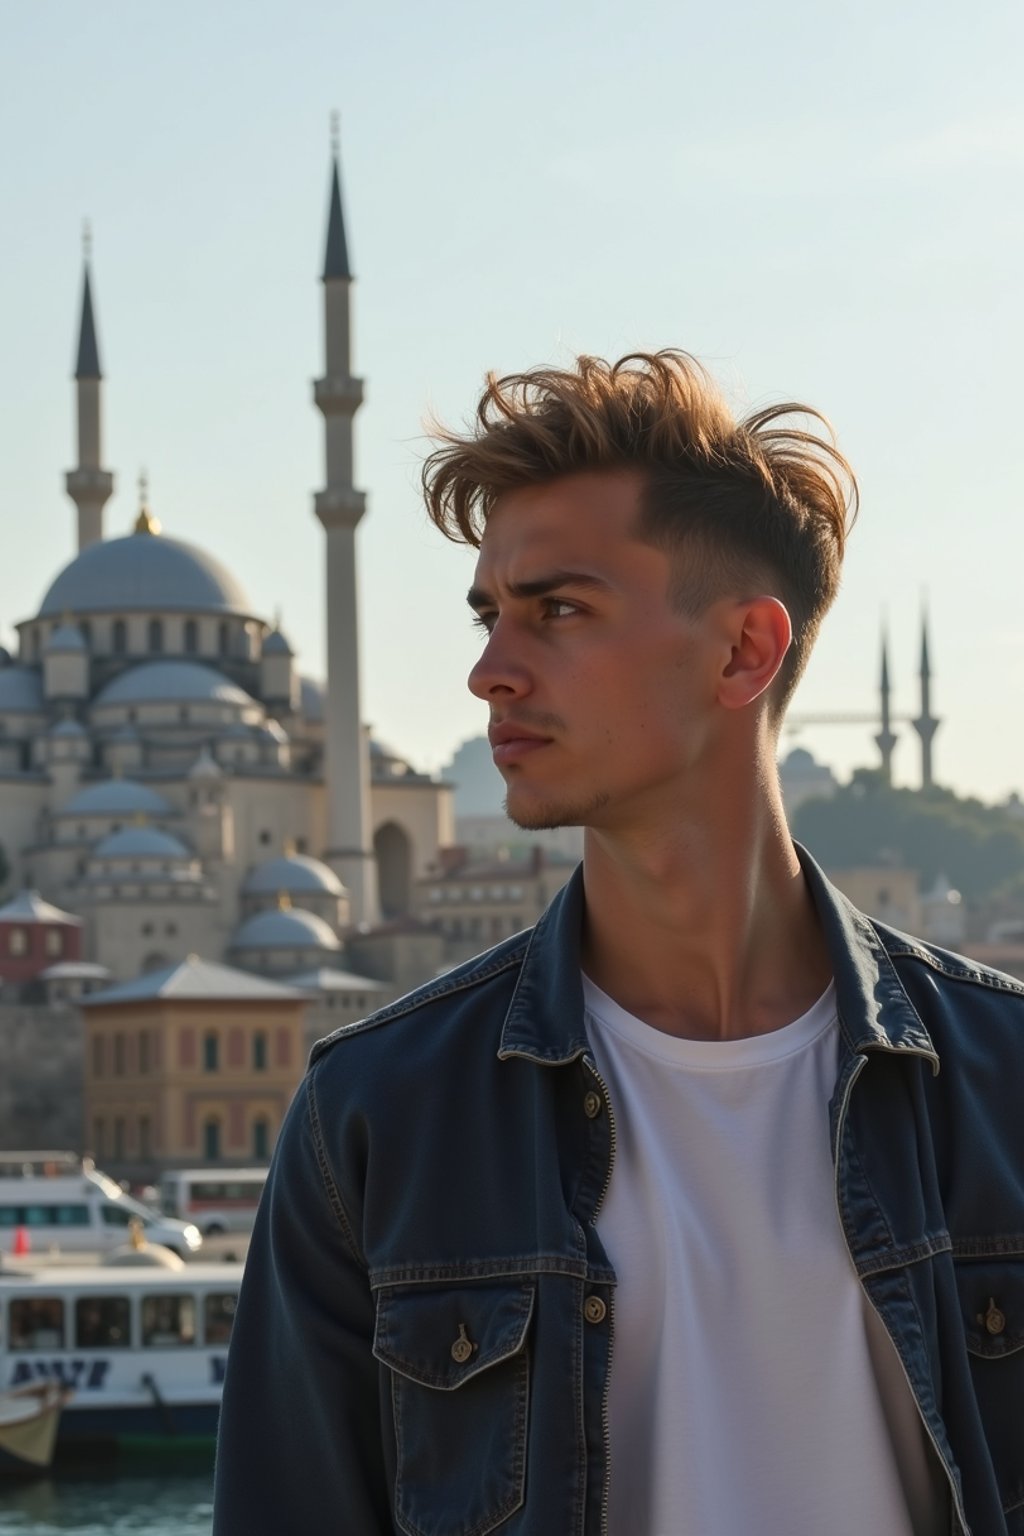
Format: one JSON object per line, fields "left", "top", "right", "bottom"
{"left": 312, "top": 123, "right": 379, "bottom": 925}
{"left": 911, "top": 607, "right": 940, "bottom": 789}
{"left": 65, "top": 226, "right": 114, "bottom": 551}
{"left": 874, "top": 622, "right": 897, "bottom": 784}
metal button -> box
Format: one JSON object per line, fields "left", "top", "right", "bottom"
{"left": 583, "top": 1091, "right": 602, "bottom": 1119}
{"left": 583, "top": 1295, "right": 607, "bottom": 1325}
{"left": 981, "top": 1298, "right": 1006, "bottom": 1337}
{"left": 450, "top": 1323, "right": 476, "bottom": 1364}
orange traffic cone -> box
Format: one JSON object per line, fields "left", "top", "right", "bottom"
{"left": 12, "top": 1226, "right": 29, "bottom": 1256}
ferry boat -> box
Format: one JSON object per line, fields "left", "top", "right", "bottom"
{"left": 0, "top": 1254, "right": 241, "bottom": 1469}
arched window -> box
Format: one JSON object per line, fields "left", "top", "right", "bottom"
{"left": 184, "top": 619, "right": 198, "bottom": 654}
{"left": 218, "top": 622, "right": 230, "bottom": 657}
{"left": 252, "top": 1032, "right": 267, "bottom": 1071}
{"left": 203, "top": 1118, "right": 221, "bottom": 1161}
{"left": 203, "top": 1032, "right": 219, "bottom": 1072}
{"left": 374, "top": 822, "right": 413, "bottom": 918}
{"left": 113, "top": 620, "right": 127, "bottom": 655}
{"left": 252, "top": 1118, "right": 269, "bottom": 1161}
{"left": 148, "top": 619, "right": 164, "bottom": 653}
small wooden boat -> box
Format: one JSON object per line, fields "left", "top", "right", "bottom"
{"left": 0, "top": 1380, "right": 73, "bottom": 1470}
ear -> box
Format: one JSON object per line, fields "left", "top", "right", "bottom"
{"left": 717, "top": 596, "right": 792, "bottom": 711}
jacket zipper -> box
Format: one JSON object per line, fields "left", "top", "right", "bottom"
{"left": 832, "top": 1052, "right": 971, "bottom": 1536}
{"left": 584, "top": 1056, "right": 617, "bottom": 1536}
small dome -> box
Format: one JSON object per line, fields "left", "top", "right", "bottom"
{"left": 49, "top": 718, "right": 88, "bottom": 738}
{"left": 93, "top": 826, "right": 191, "bottom": 861}
{"left": 60, "top": 780, "right": 172, "bottom": 818}
{"left": 243, "top": 854, "right": 343, "bottom": 898}
{"left": 262, "top": 629, "right": 292, "bottom": 657}
{"left": 38, "top": 530, "right": 253, "bottom": 618}
{"left": 299, "top": 676, "right": 324, "bottom": 722}
{"left": 94, "top": 661, "right": 254, "bottom": 709}
{"left": 188, "top": 746, "right": 223, "bottom": 780}
{"left": 47, "top": 624, "right": 87, "bottom": 654}
{"left": 230, "top": 906, "right": 341, "bottom": 952}
{"left": 0, "top": 666, "right": 45, "bottom": 714}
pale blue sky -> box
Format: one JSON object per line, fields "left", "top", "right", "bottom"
{"left": 4, "top": 0, "right": 1022, "bottom": 800}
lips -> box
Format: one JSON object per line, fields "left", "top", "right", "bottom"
{"left": 489, "top": 720, "right": 553, "bottom": 767}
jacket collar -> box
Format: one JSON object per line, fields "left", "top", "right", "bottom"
{"left": 499, "top": 842, "right": 939, "bottom": 1073}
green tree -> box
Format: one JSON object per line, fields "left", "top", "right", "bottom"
{"left": 792, "top": 775, "right": 1024, "bottom": 904}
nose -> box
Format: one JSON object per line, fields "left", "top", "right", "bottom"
{"left": 467, "top": 620, "right": 531, "bottom": 703}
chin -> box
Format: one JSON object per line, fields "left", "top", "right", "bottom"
{"left": 504, "top": 789, "right": 609, "bottom": 831}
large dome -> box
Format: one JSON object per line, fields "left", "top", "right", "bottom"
{"left": 59, "top": 780, "right": 172, "bottom": 819}
{"left": 38, "top": 531, "right": 253, "bottom": 618}
{"left": 94, "top": 661, "right": 254, "bottom": 709}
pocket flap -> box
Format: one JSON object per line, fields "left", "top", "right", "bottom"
{"left": 373, "top": 1280, "right": 535, "bottom": 1391}
{"left": 956, "top": 1261, "right": 1024, "bottom": 1359}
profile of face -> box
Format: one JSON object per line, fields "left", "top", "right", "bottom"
{"left": 467, "top": 471, "right": 743, "bottom": 834}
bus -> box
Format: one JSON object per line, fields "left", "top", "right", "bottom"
{"left": 158, "top": 1170, "right": 268, "bottom": 1236}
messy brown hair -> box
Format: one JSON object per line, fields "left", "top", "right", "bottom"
{"left": 422, "top": 350, "right": 858, "bottom": 712}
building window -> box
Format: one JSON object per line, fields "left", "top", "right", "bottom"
{"left": 8, "top": 928, "right": 27, "bottom": 956}
{"left": 139, "top": 1033, "right": 150, "bottom": 1074}
{"left": 139, "top": 1116, "right": 151, "bottom": 1160}
{"left": 218, "top": 622, "right": 230, "bottom": 657}
{"left": 252, "top": 1032, "right": 267, "bottom": 1071}
{"left": 79, "top": 620, "right": 92, "bottom": 648}
{"left": 92, "top": 1036, "right": 105, "bottom": 1077}
{"left": 203, "top": 1119, "right": 221, "bottom": 1161}
{"left": 203, "top": 1032, "right": 219, "bottom": 1072}
{"left": 252, "top": 1118, "right": 269, "bottom": 1161}
{"left": 165, "top": 922, "right": 177, "bottom": 937}
{"left": 259, "top": 830, "right": 271, "bottom": 846}
{"left": 113, "top": 620, "right": 127, "bottom": 655}
{"left": 113, "top": 1117, "right": 126, "bottom": 1159}
{"left": 295, "top": 836, "right": 307, "bottom": 853}
{"left": 93, "top": 1119, "right": 104, "bottom": 1159}
{"left": 184, "top": 619, "right": 198, "bottom": 654}
{"left": 114, "top": 1033, "right": 126, "bottom": 1075}
{"left": 45, "top": 928, "right": 63, "bottom": 957}
{"left": 148, "top": 619, "right": 163, "bottom": 653}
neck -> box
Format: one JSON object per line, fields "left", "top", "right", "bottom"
{"left": 579, "top": 766, "right": 831, "bottom": 1042}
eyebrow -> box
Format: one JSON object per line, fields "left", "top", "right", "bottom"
{"left": 466, "top": 571, "right": 614, "bottom": 611}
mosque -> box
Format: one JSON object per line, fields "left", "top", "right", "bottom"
{"left": 0, "top": 146, "right": 453, "bottom": 993}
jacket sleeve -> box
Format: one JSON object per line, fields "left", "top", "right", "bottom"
{"left": 212, "top": 1063, "right": 393, "bottom": 1535}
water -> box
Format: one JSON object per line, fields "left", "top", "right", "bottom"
{"left": 0, "top": 1466, "right": 213, "bottom": 1535}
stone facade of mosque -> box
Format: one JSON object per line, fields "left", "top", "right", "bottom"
{"left": 0, "top": 150, "right": 457, "bottom": 1162}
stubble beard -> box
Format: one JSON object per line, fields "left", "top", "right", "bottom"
{"left": 504, "top": 788, "right": 611, "bottom": 831}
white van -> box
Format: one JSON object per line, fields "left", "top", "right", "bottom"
{"left": 0, "top": 1155, "right": 202, "bottom": 1259}
{"left": 159, "top": 1169, "right": 268, "bottom": 1236}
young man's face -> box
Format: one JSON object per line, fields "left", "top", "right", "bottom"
{"left": 467, "top": 470, "right": 730, "bottom": 832}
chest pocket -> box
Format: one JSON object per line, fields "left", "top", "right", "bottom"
{"left": 373, "top": 1280, "right": 535, "bottom": 1536}
{"left": 956, "top": 1260, "right": 1024, "bottom": 1526}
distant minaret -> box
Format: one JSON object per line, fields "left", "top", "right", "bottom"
{"left": 874, "top": 623, "right": 897, "bottom": 784}
{"left": 65, "top": 225, "right": 114, "bottom": 551}
{"left": 911, "top": 607, "right": 940, "bottom": 789}
{"left": 312, "top": 122, "right": 379, "bottom": 925}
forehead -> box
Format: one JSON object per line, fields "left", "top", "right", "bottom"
{"left": 476, "top": 471, "right": 647, "bottom": 570}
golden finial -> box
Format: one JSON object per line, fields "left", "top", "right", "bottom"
{"left": 134, "top": 469, "right": 162, "bottom": 535}
{"left": 277, "top": 890, "right": 292, "bottom": 911}
{"left": 330, "top": 110, "right": 340, "bottom": 158}
{"left": 128, "top": 1217, "right": 145, "bottom": 1251}
{"left": 82, "top": 220, "right": 92, "bottom": 262}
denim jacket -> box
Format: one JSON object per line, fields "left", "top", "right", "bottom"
{"left": 213, "top": 846, "right": 1024, "bottom": 1536}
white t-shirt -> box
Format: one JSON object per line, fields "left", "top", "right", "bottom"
{"left": 583, "top": 975, "right": 945, "bottom": 1536}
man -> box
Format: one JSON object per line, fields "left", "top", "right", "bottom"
{"left": 214, "top": 352, "right": 1024, "bottom": 1535}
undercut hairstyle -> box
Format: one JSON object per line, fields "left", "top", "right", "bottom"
{"left": 422, "top": 350, "right": 858, "bottom": 713}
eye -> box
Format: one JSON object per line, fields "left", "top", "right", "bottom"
{"left": 544, "top": 598, "right": 579, "bottom": 619}
{"left": 470, "top": 611, "right": 496, "bottom": 634}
